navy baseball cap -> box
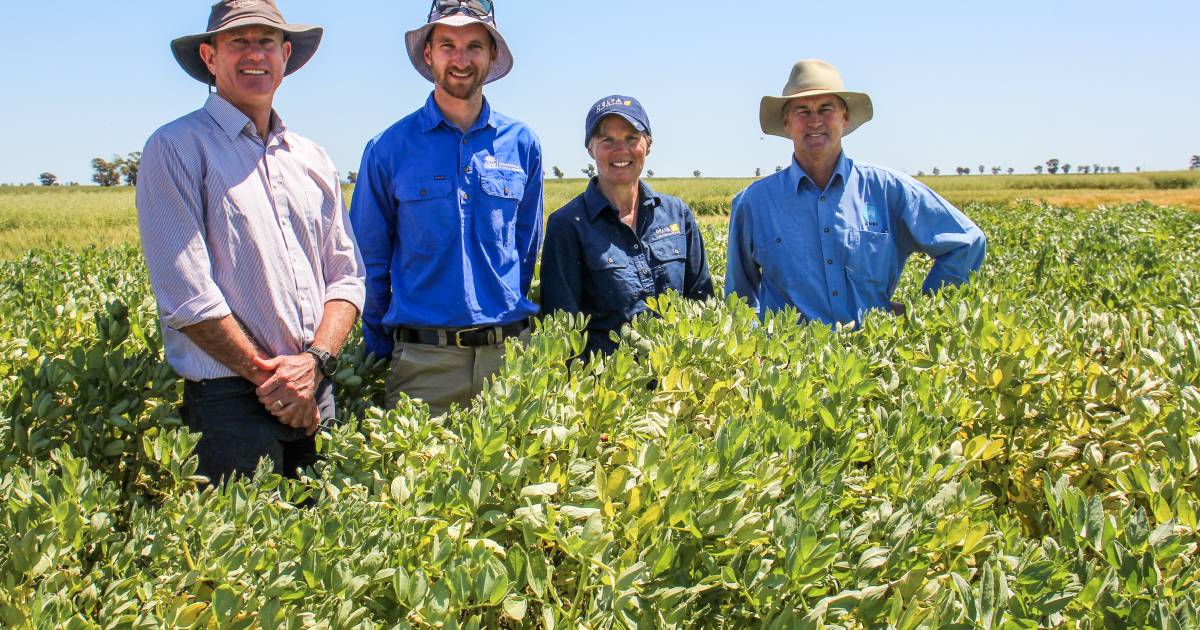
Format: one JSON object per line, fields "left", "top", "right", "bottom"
{"left": 584, "top": 95, "right": 651, "bottom": 147}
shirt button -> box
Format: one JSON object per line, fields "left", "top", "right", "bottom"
{"left": 463, "top": 193, "right": 470, "bottom": 200}
{"left": 674, "top": 248, "right": 680, "bottom": 254}
{"left": 608, "top": 257, "right": 615, "bottom": 263}
{"left": 826, "top": 259, "right": 833, "bottom": 265}
{"left": 464, "top": 166, "right": 472, "bottom": 174}
{"left": 832, "top": 291, "right": 840, "bottom": 297}
{"left": 824, "top": 227, "right": 830, "bottom": 233}
{"left": 776, "top": 238, "right": 782, "bottom": 244}
{"left": 463, "top": 138, "right": 469, "bottom": 145}
{"left": 633, "top": 244, "right": 640, "bottom": 250}
{"left": 820, "top": 196, "right": 826, "bottom": 202}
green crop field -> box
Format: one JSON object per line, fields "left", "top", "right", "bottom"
{"left": 2, "top": 184, "right": 1200, "bottom": 626}
{"left": 2, "top": 170, "right": 1198, "bottom": 259}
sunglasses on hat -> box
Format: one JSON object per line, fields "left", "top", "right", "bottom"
{"left": 431, "top": 0, "right": 496, "bottom": 22}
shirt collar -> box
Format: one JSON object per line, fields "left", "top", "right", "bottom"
{"left": 582, "top": 178, "right": 661, "bottom": 221}
{"left": 419, "top": 91, "right": 497, "bottom": 134}
{"left": 203, "top": 93, "right": 286, "bottom": 143}
{"left": 787, "top": 151, "right": 853, "bottom": 191}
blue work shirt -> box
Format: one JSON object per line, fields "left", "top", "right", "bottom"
{"left": 350, "top": 94, "right": 544, "bottom": 358}
{"left": 726, "top": 153, "right": 985, "bottom": 324}
{"left": 541, "top": 179, "right": 713, "bottom": 356}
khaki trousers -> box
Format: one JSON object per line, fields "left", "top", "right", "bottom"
{"left": 384, "top": 329, "right": 529, "bottom": 417}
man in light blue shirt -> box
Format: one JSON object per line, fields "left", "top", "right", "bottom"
{"left": 350, "top": 1, "right": 542, "bottom": 415}
{"left": 726, "top": 60, "right": 985, "bottom": 325}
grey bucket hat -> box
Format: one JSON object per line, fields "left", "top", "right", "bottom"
{"left": 170, "top": 0, "right": 323, "bottom": 84}
{"left": 404, "top": 3, "right": 514, "bottom": 85}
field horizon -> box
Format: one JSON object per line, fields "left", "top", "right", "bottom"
{"left": 1, "top": 170, "right": 1198, "bottom": 260}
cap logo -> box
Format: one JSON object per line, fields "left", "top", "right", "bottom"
{"left": 595, "top": 97, "right": 627, "bottom": 113}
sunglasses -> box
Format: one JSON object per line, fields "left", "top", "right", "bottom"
{"left": 431, "top": 0, "right": 496, "bottom": 21}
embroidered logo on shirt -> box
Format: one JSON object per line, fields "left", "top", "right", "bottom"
{"left": 862, "top": 205, "right": 886, "bottom": 231}
{"left": 652, "top": 223, "right": 682, "bottom": 239}
{"left": 482, "top": 155, "right": 523, "bottom": 173}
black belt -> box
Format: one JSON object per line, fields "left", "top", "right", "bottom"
{"left": 394, "top": 319, "right": 528, "bottom": 348}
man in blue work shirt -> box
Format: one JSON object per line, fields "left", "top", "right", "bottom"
{"left": 350, "top": 0, "right": 542, "bottom": 416}
{"left": 727, "top": 60, "right": 986, "bottom": 325}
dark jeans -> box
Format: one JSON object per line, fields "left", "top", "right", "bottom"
{"left": 181, "top": 377, "right": 335, "bottom": 483}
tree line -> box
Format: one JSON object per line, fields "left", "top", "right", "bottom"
{"left": 27, "top": 154, "right": 1200, "bottom": 187}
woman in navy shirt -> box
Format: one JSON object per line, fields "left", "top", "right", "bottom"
{"left": 540, "top": 95, "right": 713, "bottom": 357}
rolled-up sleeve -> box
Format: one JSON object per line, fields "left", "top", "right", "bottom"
{"left": 897, "top": 177, "right": 987, "bottom": 294}
{"left": 136, "top": 133, "right": 232, "bottom": 330}
{"left": 724, "top": 190, "right": 761, "bottom": 312}
{"left": 317, "top": 155, "right": 366, "bottom": 313}
{"left": 349, "top": 138, "right": 397, "bottom": 358}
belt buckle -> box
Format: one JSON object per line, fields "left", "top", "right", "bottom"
{"left": 454, "top": 326, "right": 485, "bottom": 348}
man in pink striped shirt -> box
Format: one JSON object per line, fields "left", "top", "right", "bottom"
{"left": 136, "top": 0, "right": 364, "bottom": 482}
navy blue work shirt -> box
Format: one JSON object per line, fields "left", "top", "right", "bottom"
{"left": 350, "top": 94, "right": 544, "bottom": 358}
{"left": 540, "top": 179, "right": 713, "bottom": 356}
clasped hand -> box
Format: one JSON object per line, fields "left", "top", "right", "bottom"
{"left": 251, "top": 354, "right": 321, "bottom": 435}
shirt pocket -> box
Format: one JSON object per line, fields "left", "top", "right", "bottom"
{"left": 479, "top": 171, "right": 527, "bottom": 253}
{"left": 393, "top": 176, "right": 456, "bottom": 253}
{"left": 583, "top": 243, "right": 637, "bottom": 313}
{"left": 845, "top": 229, "right": 896, "bottom": 287}
{"left": 647, "top": 234, "right": 686, "bottom": 292}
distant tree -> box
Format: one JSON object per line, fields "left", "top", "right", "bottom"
{"left": 693, "top": 170, "right": 701, "bottom": 178}
{"left": 956, "top": 167, "right": 969, "bottom": 175}
{"left": 1062, "top": 163, "right": 1071, "bottom": 174}
{"left": 1136, "top": 167, "right": 1141, "bottom": 172}
{"left": 647, "top": 170, "right": 654, "bottom": 178}
{"left": 991, "top": 166, "right": 1001, "bottom": 175}
{"left": 118, "top": 151, "right": 141, "bottom": 186}
{"left": 1080, "top": 166, "right": 1090, "bottom": 174}
{"left": 932, "top": 167, "right": 940, "bottom": 176}
{"left": 39, "top": 172, "right": 58, "bottom": 186}
{"left": 755, "top": 168, "right": 761, "bottom": 177}
{"left": 978, "top": 165, "right": 985, "bottom": 174}
{"left": 775, "top": 166, "right": 783, "bottom": 173}
{"left": 91, "top": 157, "right": 121, "bottom": 187}
{"left": 581, "top": 164, "right": 596, "bottom": 178}
{"left": 1007, "top": 167, "right": 1014, "bottom": 175}
{"left": 551, "top": 166, "right": 563, "bottom": 179}
{"left": 917, "top": 171, "right": 925, "bottom": 177}
{"left": 1112, "top": 166, "right": 1120, "bottom": 174}
{"left": 1093, "top": 163, "right": 1101, "bottom": 174}
{"left": 1046, "top": 158, "right": 1060, "bottom": 174}
{"left": 1034, "top": 165, "right": 1044, "bottom": 174}
{"left": 1191, "top": 155, "right": 1200, "bottom": 170}
{"left": 346, "top": 171, "right": 358, "bottom": 184}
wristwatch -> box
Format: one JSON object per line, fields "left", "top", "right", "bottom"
{"left": 305, "top": 346, "right": 336, "bottom": 377}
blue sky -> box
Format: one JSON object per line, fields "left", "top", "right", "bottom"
{"left": 1, "top": 1, "right": 1196, "bottom": 184}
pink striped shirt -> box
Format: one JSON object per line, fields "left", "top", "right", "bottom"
{"left": 136, "top": 94, "right": 365, "bottom": 381}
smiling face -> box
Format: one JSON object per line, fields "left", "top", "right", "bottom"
{"left": 424, "top": 23, "right": 496, "bottom": 101}
{"left": 588, "top": 115, "right": 651, "bottom": 188}
{"left": 782, "top": 94, "right": 849, "bottom": 167}
{"left": 199, "top": 25, "right": 291, "bottom": 117}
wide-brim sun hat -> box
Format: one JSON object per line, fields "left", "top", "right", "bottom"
{"left": 759, "top": 59, "right": 873, "bottom": 139}
{"left": 171, "top": 0, "right": 323, "bottom": 84}
{"left": 404, "top": 8, "right": 513, "bottom": 85}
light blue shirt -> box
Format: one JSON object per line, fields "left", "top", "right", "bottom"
{"left": 350, "top": 94, "right": 544, "bottom": 358}
{"left": 725, "top": 153, "right": 985, "bottom": 324}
